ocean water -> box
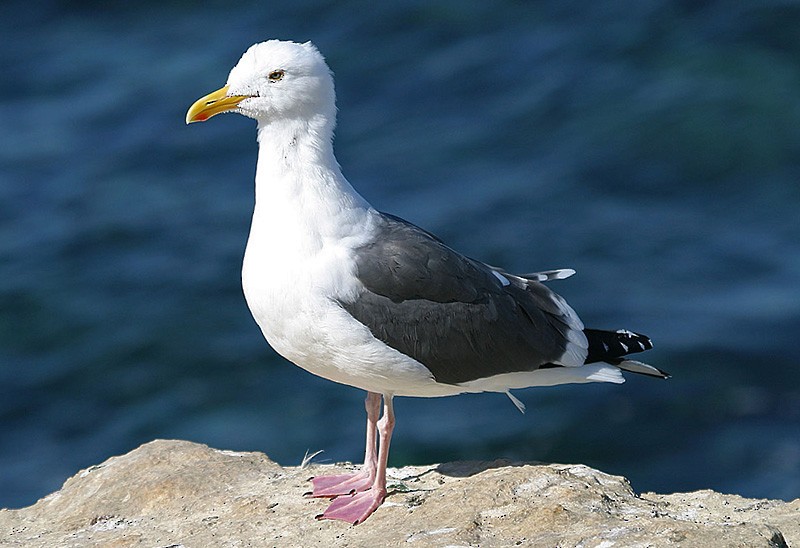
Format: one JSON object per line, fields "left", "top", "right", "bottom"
{"left": 1, "top": 1, "right": 799, "bottom": 509}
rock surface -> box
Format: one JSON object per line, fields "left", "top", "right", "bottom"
{"left": 0, "top": 440, "right": 796, "bottom": 547}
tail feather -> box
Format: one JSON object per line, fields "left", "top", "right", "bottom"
{"left": 614, "top": 359, "right": 671, "bottom": 379}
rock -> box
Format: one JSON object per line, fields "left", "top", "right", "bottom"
{"left": 0, "top": 440, "right": 796, "bottom": 547}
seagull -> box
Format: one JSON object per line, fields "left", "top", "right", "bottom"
{"left": 186, "top": 39, "right": 668, "bottom": 525}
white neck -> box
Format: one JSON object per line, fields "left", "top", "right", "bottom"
{"left": 255, "top": 114, "right": 333, "bottom": 189}
{"left": 246, "top": 116, "right": 373, "bottom": 260}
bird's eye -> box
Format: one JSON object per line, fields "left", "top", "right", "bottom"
{"left": 268, "top": 70, "right": 285, "bottom": 82}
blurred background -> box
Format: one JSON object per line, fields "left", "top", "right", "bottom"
{"left": 1, "top": 0, "right": 799, "bottom": 509}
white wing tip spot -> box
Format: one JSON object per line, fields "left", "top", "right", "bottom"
{"left": 492, "top": 270, "right": 511, "bottom": 287}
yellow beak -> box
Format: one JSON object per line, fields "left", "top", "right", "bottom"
{"left": 185, "top": 85, "right": 251, "bottom": 124}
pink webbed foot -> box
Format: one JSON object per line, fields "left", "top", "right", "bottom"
{"left": 309, "top": 392, "right": 394, "bottom": 525}
{"left": 315, "top": 488, "right": 387, "bottom": 524}
{"left": 307, "top": 472, "right": 373, "bottom": 498}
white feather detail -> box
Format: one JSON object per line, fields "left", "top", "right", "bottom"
{"left": 492, "top": 270, "right": 511, "bottom": 286}
{"left": 456, "top": 363, "right": 626, "bottom": 394}
{"left": 585, "top": 365, "right": 625, "bottom": 384}
{"left": 505, "top": 391, "right": 526, "bottom": 413}
{"left": 521, "top": 268, "right": 576, "bottom": 282}
{"left": 548, "top": 293, "right": 588, "bottom": 367}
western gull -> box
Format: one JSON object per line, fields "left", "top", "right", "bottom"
{"left": 186, "top": 39, "right": 668, "bottom": 525}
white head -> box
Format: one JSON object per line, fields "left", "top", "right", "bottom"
{"left": 186, "top": 40, "right": 336, "bottom": 128}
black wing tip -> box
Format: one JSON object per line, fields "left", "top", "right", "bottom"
{"left": 585, "top": 328, "right": 654, "bottom": 363}
{"left": 615, "top": 329, "right": 654, "bottom": 351}
{"left": 584, "top": 328, "right": 669, "bottom": 380}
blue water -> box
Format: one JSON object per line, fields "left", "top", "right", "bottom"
{"left": 2, "top": 1, "right": 799, "bottom": 509}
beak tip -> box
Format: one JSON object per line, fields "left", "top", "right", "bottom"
{"left": 186, "top": 85, "right": 244, "bottom": 126}
{"left": 185, "top": 112, "right": 207, "bottom": 125}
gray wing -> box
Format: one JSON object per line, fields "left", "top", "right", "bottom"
{"left": 338, "top": 213, "right": 587, "bottom": 385}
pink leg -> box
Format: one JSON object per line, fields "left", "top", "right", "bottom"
{"left": 317, "top": 394, "right": 395, "bottom": 524}
{"left": 308, "top": 392, "right": 381, "bottom": 497}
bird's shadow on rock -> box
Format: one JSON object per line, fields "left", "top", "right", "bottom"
{"left": 434, "top": 458, "right": 547, "bottom": 478}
